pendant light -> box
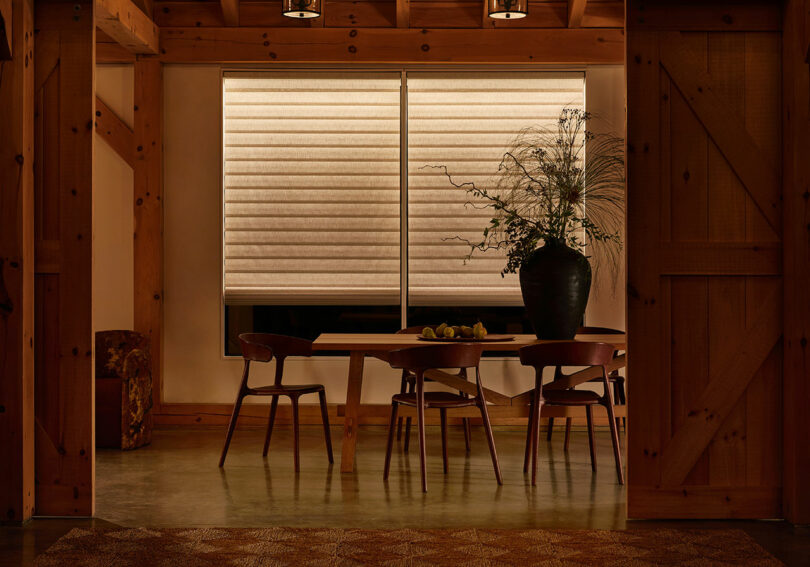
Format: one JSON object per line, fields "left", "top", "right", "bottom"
{"left": 487, "top": 0, "right": 527, "bottom": 19}
{"left": 282, "top": 0, "right": 321, "bottom": 19}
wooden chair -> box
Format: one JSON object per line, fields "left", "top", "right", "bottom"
{"left": 394, "top": 326, "right": 472, "bottom": 453}
{"left": 384, "top": 344, "right": 502, "bottom": 492}
{"left": 546, "top": 326, "right": 626, "bottom": 449}
{"left": 218, "top": 333, "right": 333, "bottom": 471}
{"left": 519, "top": 341, "right": 624, "bottom": 485}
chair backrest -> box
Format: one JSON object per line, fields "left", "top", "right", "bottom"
{"left": 396, "top": 325, "right": 428, "bottom": 335}
{"left": 238, "top": 333, "right": 312, "bottom": 362}
{"left": 519, "top": 341, "right": 614, "bottom": 370}
{"left": 388, "top": 343, "right": 483, "bottom": 371}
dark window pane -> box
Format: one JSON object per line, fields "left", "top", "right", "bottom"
{"left": 225, "top": 305, "right": 401, "bottom": 356}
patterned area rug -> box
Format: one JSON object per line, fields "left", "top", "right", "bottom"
{"left": 34, "top": 527, "right": 782, "bottom": 566}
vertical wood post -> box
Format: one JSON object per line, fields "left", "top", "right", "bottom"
{"left": 33, "top": 0, "right": 95, "bottom": 517}
{"left": 0, "top": 0, "right": 35, "bottom": 524}
{"left": 134, "top": 58, "right": 163, "bottom": 412}
{"left": 782, "top": 0, "right": 810, "bottom": 525}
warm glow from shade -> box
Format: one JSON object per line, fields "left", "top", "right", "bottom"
{"left": 282, "top": 0, "right": 321, "bottom": 18}
{"left": 487, "top": 0, "right": 528, "bottom": 19}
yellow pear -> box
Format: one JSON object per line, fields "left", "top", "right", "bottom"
{"left": 435, "top": 323, "right": 448, "bottom": 337}
{"left": 422, "top": 327, "right": 436, "bottom": 339}
{"left": 460, "top": 326, "right": 474, "bottom": 338}
{"left": 443, "top": 326, "right": 455, "bottom": 338}
{"left": 473, "top": 322, "right": 488, "bottom": 339}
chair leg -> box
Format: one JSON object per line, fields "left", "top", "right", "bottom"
{"left": 531, "top": 398, "right": 542, "bottom": 486}
{"left": 604, "top": 399, "right": 625, "bottom": 485}
{"left": 617, "top": 380, "right": 627, "bottom": 431}
{"left": 219, "top": 391, "right": 245, "bottom": 467}
{"left": 396, "top": 374, "right": 407, "bottom": 441}
{"left": 262, "top": 395, "right": 280, "bottom": 457}
{"left": 585, "top": 405, "right": 596, "bottom": 472}
{"left": 612, "top": 381, "right": 623, "bottom": 433}
{"left": 417, "top": 396, "right": 428, "bottom": 493}
{"left": 383, "top": 403, "right": 399, "bottom": 480}
{"left": 523, "top": 392, "right": 535, "bottom": 474}
{"left": 563, "top": 417, "right": 572, "bottom": 451}
{"left": 479, "top": 400, "right": 503, "bottom": 485}
{"left": 546, "top": 417, "right": 554, "bottom": 441}
{"left": 291, "top": 395, "right": 300, "bottom": 473}
{"left": 440, "top": 408, "right": 449, "bottom": 474}
{"left": 403, "top": 378, "right": 414, "bottom": 453}
{"left": 318, "top": 389, "right": 333, "bottom": 464}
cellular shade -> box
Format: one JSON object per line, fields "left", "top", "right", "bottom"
{"left": 222, "top": 72, "right": 402, "bottom": 305}
{"left": 406, "top": 71, "right": 585, "bottom": 306}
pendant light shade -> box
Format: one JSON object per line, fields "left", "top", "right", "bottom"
{"left": 282, "top": 0, "right": 321, "bottom": 18}
{"left": 487, "top": 0, "right": 527, "bottom": 19}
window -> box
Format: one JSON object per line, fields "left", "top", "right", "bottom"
{"left": 222, "top": 70, "right": 585, "bottom": 353}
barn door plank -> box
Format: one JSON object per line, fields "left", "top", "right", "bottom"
{"left": 660, "top": 286, "right": 781, "bottom": 486}
{"left": 659, "top": 34, "right": 780, "bottom": 232}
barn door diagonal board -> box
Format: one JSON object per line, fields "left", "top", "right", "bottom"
{"left": 660, "top": 287, "right": 781, "bottom": 487}
{"left": 659, "top": 34, "right": 780, "bottom": 233}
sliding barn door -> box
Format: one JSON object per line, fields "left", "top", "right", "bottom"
{"left": 626, "top": 2, "right": 783, "bottom": 518}
{"left": 33, "top": 0, "right": 95, "bottom": 516}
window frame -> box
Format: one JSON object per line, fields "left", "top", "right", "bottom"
{"left": 219, "top": 64, "right": 588, "bottom": 358}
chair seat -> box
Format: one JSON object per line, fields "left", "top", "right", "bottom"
{"left": 543, "top": 389, "right": 601, "bottom": 405}
{"left": 249, "top": 383, "right": 324, "bottom": 395}
{"left": 392, "top": 391, "right": 477, "bottom": 408}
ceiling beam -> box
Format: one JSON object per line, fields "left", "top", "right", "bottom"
{"left": 567, "top": 0, "right": 586, "bottom": 28}
{"left": 396, "top": 0, "right": 409, "bottom": 29}
{"left": 220, "top": 0, "right": 238, "bottom": 27}
{"left": 158, "top": 27, "right": 624, "bottom": 64}
{"left": 95, "top": 0, "right": 159, "bottom": 54}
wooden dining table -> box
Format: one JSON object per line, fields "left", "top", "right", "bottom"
{"left": 312, "top": 332, "right": 627, "bottom": 473}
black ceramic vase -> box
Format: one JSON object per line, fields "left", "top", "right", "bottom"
{"left": 519, "top": 239, "right": 592, "bottom": 340}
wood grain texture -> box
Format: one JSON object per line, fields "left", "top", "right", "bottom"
{"left": 627, "top": 2, "right": 781, "bottom": 31}
{"left": 782, "top": 0, "right": 810, "bottom": 524}
{"left": 396, "top": 0, "right": 408, "bottom": 28}
{"left": 567, "top": 0, "right": 585, "bottom": 28}
{"left": 158, "top": 27, "right": 624, "bottom": 63}
{"left": 220, "top": 0, "right": 239, "bottom": 26}
{"left": 95, "top": 0, "right": 159, "bottom": 54}
{"left": 134, "top": 59, "right": 163, "bottom": 415}
{"left": 313, "top": 333, "right": 626, "bottom": 352}
{"left": 660, "top": 287, "right": 781, "bottom": 487}
{"left": 627, "top": 4, "right": 784, "bottom": 519}
{"left": 0, "top": 0, "right": 35, "bottom": 524}
{"left": 33, "top": 0, "right": 95, "bottom": 517}
{"left": 94, "top": 96, "right": 134, "bottom": 168}
{"left": 660, "top": 34, "right": 780, "bottom": 232}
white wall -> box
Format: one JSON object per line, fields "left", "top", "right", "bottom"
{"left": 162, "top": 65, "right": 625, "bottom": 405}
{"left": 93, "top": 65, "right": 135, "bottom": 334}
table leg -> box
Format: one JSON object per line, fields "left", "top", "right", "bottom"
{"left": 340, "top": 351, "right": 365, "bottom": 473}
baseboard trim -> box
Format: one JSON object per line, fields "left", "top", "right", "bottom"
{"left": 153, "top": 403, "right": 626, "bottom": 428}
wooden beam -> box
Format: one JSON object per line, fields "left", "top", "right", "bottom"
{"left": 0, "top": 0, "right": 11, "bottom": 59}
{"left": 220, "top": 0, "right": 238, "bottom": 27}
{"left": 134, "top": 59, "right": 163, "bottom": 415}
{"left": 657, "top": 243, "right": 781, "bottom": 276}
{"left": 94, "top": 96, "right": 135, "bottom": 168}
{"left": 396, "top": 0, "right": 409, "bottom": 28}
{"left": 95, "top": 0, "right": 159, "bottom": 54}
{"left": 34, "top": 0, "right": 95, "bottom": 517}
{"left": 659, "top": 35, "right": 781, "bottom": 232}
{"left": 158, "top": 27, "right": 624, "bottom": 64}
{"left": 659, "top": 288, "right": 781, "bottom": 487}
{"left": 0, "top": 0, "right": 34, "bottom": 524}
{"left": 567, "top": 0, "right": 586, "bottom": 28}
{"left": 629, "top": 487, "right": 781, "bottom": 520}
{"left": 131, "top": 0, "right": 153, "bottom": 19}
{"left": 782, "top": 0, "right": 810, "bottom": 525}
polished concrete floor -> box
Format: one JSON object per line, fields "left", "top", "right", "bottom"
{"left": 2, "top": 426, "right": 809, "bottom": 566}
